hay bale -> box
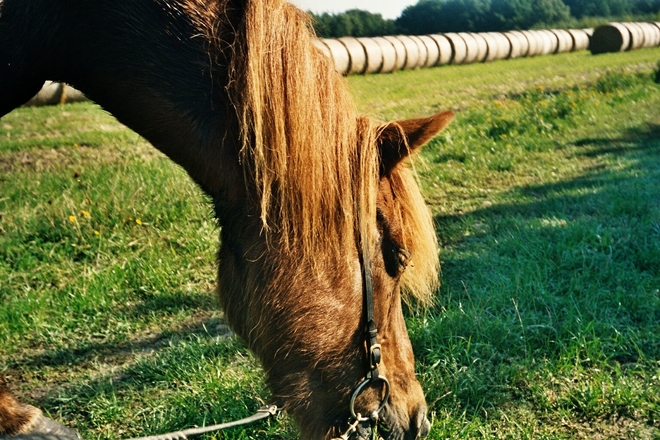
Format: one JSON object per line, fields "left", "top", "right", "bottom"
{"left": 25, "top": 81, "right": 65, "bottom": 106}
{"left": 550, "top": 29, "right": 573, "bottom": 53}
{"left": 590, "top": 23, "right": 631, "bottom": 54}
{"left": 490, "top": 32, "right": 512, "bottom": 59}
{"left": 393, "top": 36, "right": 421, "bottom": 69}
{"left": 25, "top": 82, "right": 87, "bottom": 107}
{"left": 567, "top": 29, "right": 590, "bottom": 51}
{"left": 443, "top": 32, "right": 468, "bottom": 64}
{"left": 373, "top": 37, "right": 398, "bottom": 73}
{"left": 357, "top": 38, "right": 384, "bottom": 74}
{"left": 652, "top": 22, "right": 660, "bottom": 38}
{"left": 430, "top": 34, "right": 453, "bottom": 65}
{"left": 418, "top": 35, "right": 440, "bottom": 67}
{"left": 409, "top": 35, "right": 430, "bottom": 68}
{"left": 322, "top": 39, "right": 351, "bottom": 74}
{"left": 583, "top": 28, "right": 594, "bottom": 36}
{"left": 312, "top": 39, "right": 332, "bottom": 59}
{"left": 621, "top": 22, "right": 644, "bottom": 50}
{"left": 383, "top": 36, "right": 408, "bottom": 71}
{"left": 62, "top": 85, "right": 86, "bottom": 103}
{"left": 481, "top": 32, "right": 499, "bottom": 62}
{"left": 639, "top": 22, "right": 660, "bottom": 47}
{"left": 338, "top": 37, "right": 368, "bottom": 74}
{"left": 458, "top": 32, "right": 480, "bottom": 64}
{"left": 470, "top": 33, "right": 489, "bottom": 62}
{"left": 503, "top": 32, "right": 523, "bottom": 58}
{"left": 648, "top": 22, "right": 660, "bottom": 46}
{"left": 637, "top": 22, "right": 658, "bottom": 48}
{"left": 506, "top": 30, "right": 529, "bottom": 57}
{"left": 520, "top": 30, "right": 540, "bottom": 56}
{"left": 538, "top": 29, "right": 558, "bottom": 54}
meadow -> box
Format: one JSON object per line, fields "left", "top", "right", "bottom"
{"left": 1, "top": 47, "right": 660, "bottom": 439}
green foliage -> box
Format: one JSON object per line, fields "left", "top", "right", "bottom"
{"left": 310, "top": 9, "right": 397, "bottom": 38}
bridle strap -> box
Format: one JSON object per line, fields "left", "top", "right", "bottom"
{"left": 360, "top": 220, "right": 381, "bottom": 380}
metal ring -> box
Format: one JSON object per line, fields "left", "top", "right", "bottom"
{"left": 349, "top": 375, "right": 390, "bottom": 421}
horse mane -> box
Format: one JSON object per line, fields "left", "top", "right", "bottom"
{"left": 192, "top": 0, "right": 438, "bottom": 303}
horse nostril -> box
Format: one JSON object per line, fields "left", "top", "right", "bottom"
{"left": 412, "top": 405, "right": 431, "bottom": 439}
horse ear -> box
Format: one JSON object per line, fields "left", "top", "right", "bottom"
{"left": 378, "top": 110, "right": 454, "bottom": 175}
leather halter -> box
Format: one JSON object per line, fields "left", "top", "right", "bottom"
{"left": 336, "top": 211, "right": 391, "bottom": 439}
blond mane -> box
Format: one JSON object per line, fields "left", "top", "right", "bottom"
{"left": 200, "top": 0, "right": 438, "bottom": 302}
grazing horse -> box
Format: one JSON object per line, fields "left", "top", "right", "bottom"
{"left": 0, "top": 0, "right": 453, "bottom": 438}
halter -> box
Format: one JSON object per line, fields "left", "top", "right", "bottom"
{"left": 332, "top": 211, "right": 391, "bottom": 440}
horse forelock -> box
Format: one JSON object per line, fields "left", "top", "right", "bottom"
{"left": 192, "top": 0, "right": 437, "bottom": 303}
{"left": 389, "top": 162, "right": 440, "bottom": 305}
{"left": 226, "top": 0, "right": 380, "bottom": 264}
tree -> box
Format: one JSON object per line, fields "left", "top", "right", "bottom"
{"left": 310, "top": 10, "right": 397, "bottom": 38}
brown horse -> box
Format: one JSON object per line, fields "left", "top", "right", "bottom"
{"left": 0, "top": 0, "right": 453, "bottom": 438}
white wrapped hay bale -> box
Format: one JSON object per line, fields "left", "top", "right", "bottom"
{"left": 567, "top": 29, "right": 590, "bottom": 51}
{"left": 506, "top": 30, "right": 529, "bottom": 57}
{"left": 621, "top": 22, "right": 645, "bottom": 50}
{"left": 383, "top": 36, "right": 408, "bottom": 71}
{"left": 338, "top": 37, "right": 368, "bottom": 74}
{"left": 409, "top": 35, "right": 430, "bottom": 68}
{"left": 395, "top": 36, "right": 422, "bottom": 69}
{"left": 25, "top": 82, "right": 87, "bottom": 107}
{"left": 490, "top": 32, "right": 512, "bottom": 60}
{"left": 443, "top": 32, "right": 468, "bottom": 64}
{"left": 357, "top": 38, "right": 384, "bottom": 74}
{"left": 418, "top": 35, "right": 440, "bottom": 67}
{"left": 470, "top": 33, "right": 489, "bottom": 62}
{"left": 639, "top": 22, "right": 660, "bottom": 47}
{"left": 590, "top": 23, "right": 631, "bottom": 54}
{"left": 550, "top": 29, "right": 573, "bottom": 53}
{"left": 430, "top": 34, "right": 453, "bottom": 65}
{"left": 539, "top": 29, "right": 558, "bottom": 54}
{"left": 520, "top": 30, "right": 541, "bottom": 56}
{"left": 312, "top": 39, "right": 332, "bottom": 59}
{"left": 458, "top": 32, "right": 480, "bottom": 64}
{"left": 372, "top": 37, "right": 398, "bottom": 73}
{"left": 321, "top": 39, "right": 351, "bottom": 75}
{"left": 481, "top": 32, "right": 499, "bottom": 62}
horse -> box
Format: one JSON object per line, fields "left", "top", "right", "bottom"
{"left": 0, "top": 0, "right": 453, "bottom": 438}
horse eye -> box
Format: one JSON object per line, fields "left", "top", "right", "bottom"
{"left": 396, "top": 248, "right": 411, "bottom": 269}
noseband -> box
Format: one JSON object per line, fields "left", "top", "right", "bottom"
{"left": 333, "top": 217, "right": 391, "bottom": 440}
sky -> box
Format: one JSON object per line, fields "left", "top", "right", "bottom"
{"left": 289, "top": 0, "right": 417, "bottom": 19}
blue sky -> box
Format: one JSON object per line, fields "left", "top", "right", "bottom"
{"left": 289, "top": 0, "right": 417, "bottom": 19}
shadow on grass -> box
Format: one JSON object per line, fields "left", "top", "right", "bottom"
{"left": 420, "top": 121, "right": 660, "bottom": 420}
{"left": 7, "top": 291, "right": 229, "bottom": 371}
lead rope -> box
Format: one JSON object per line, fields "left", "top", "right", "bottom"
{"left": 122, "top": 405, "right": 278, "bottom": 440}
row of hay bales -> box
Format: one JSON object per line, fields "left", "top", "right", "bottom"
{"left": 313, "top": 28, "right": 594, "bottom": 75}
{"left": 590, "top": 22, "right": 660, "bottom": 54}
{"left": 23, "top": 22, "right": 660, "bottom": 106}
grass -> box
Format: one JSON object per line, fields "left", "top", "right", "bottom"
{"left": 1, "top": 48, "right": 660, "bottom": 439}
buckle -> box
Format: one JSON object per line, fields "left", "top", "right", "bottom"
{"left": 369, "top": 344, "right": 381, "bottom": 370}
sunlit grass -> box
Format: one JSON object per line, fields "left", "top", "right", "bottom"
{"left": 1, "top": 48, "right": 660, "bottom": 438}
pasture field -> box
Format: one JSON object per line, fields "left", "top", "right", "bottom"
{"left": 1, "top": 48, "right": 660, "bottom": 439}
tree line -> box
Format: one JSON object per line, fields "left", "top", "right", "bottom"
{"left": 310, "top": 0, "right": 660, "bottom": 38}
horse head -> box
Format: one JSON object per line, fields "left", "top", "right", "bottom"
{"left": 216, "top": 110, "right": 454, "bottom": 440}
{"left": 366, "top": 110, "right": 454, "bottom": 440}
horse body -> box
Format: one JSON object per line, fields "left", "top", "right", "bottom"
{"left": 0, "top": 0, "right": 453, "bottom": 438}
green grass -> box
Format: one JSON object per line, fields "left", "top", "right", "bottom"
{"left": 1, "top": 48, "right": 660, "bottom": 439}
